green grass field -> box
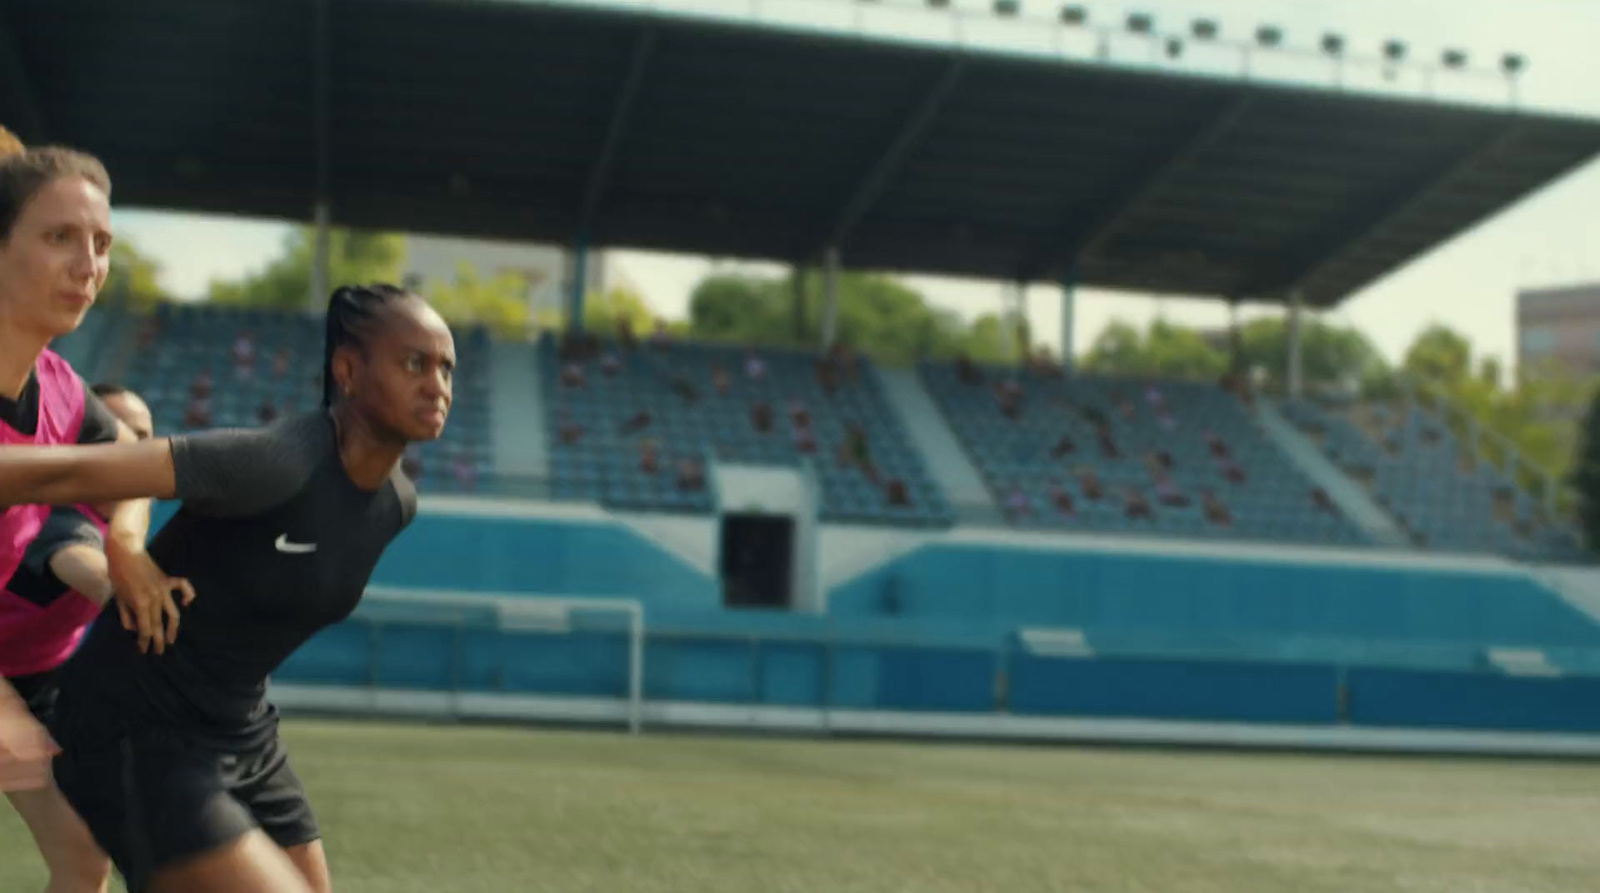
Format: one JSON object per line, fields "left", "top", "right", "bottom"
{"left": 5, "top": 719, "right": 1600, "bottom": 892}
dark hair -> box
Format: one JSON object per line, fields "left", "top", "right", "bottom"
{"left": 90, "top": 382, "right": 130, "bottom": 399}
{"left": 322, "top": 283, "right": 418, "bottom": 408}
{"left": 0, "top": 126, "right": 112, "bottom": 241}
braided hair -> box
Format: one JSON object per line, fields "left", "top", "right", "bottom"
{"left": 321, "top": 283, "right": 415, "bottom": 408}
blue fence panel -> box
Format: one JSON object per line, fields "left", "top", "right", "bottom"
{"left": 373, "top": 626, "right": 457, "bottom": 690}
{"left": 277, "top": 622, "right": 372, "bottom": 686}
{"left": 461, "top": 630, "right": 630, "bottom": 697}
{"left": 874, "top": 646, "right": 996, "bottom": 713}
{"left": 756, "top": 641, "right": 826, "bottom": 707}
{"left": 1008, "top": 655, "right": 1340, "bottom": 725}
{"left": 645, "top": 636, "right": 758, "bottom": 703}
{"left": 1348, "top": 667, "right": 1600, "bottom": 733}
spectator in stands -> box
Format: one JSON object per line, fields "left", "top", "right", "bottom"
{"left": 638, "top": 439, "right": 660, "bottom": 474}
{"left": 1203, "top": 427, "right": 1230, "bottom": 459}
{"left": 271, "top": 346, "right": 292, "bottom": 380}
{"left": 831, "top": 343, "right": 859, "bottom": 384}
{"left": 676, "top": 457, "right": 705, "bottom": 492}
{"left": 257, "top": 399, "right": 278, "bottom": 426}
{"left": 558, "top": 415, "right": 584, "bottom": 446}
{"left": 618, "top": 318, "right": 638, "bottom": 351}
{"left": 744, "top": 350, "right": 766, "bottom": 383}
{"left": 994, "top": 379, "right": 1022, "bottom": 420}
{"left": 1077, "top": 466, "right": 1105, "bottom": 501}
{"left": 1217, "top": 455, "right": 1247, "bottom": 485}
{"left": 1148, "top": 449, "right": 1174, "bottom": 471}
{"left": 619, "top": 410, "right": 652, "bottom": 435}
{"left": 138, "top": 316, "right": 163, "bottom": 351}
{"left": 1123, "top": 487, "right": 1153, "bottom": 520}
{"left": 189, "top": 369, "right": 213, "bottom": 400}
{"left": 183, "top": 394, "right": 212, "bottom": 429}
{"left": 1155, "top": 407, "right": 1177, "bottom": 432}
{"left": 1202, "top": 488, "right": 1233, "bottom": 527}
{"left": 1114, "top": 390, "right": 1137, "bottom": 421}
{"left": 232, "top": 329, "right": 256, "bottom": 377}
{"left": 1049, "top": 433, "right": 1077, "bottom": 459}
{"left": 560, "top": 361, "right": 585, "bottom": 390}
{"left": 1145, "top": 384, "right": 1166, "bottom": 411}
{"left": 1004, "top": 486, "right": 1032, "bottom": 519}
{"left": 1151, "top": 470, "right": 1189, "bottom": 507}
{"left": 884, "top": 478, "right": 911, "bottom": 507}
{"left": 600, "top": 350, "right": 620, "bottom": 377}
{"left": 788, "top": 399, "right": 811, "bottom": 429}
{"left": 1047, "top": 480, "right": 1076, "bottom": 516}
{"left": 711, "top": 364, "right": 730, "bottom": 397}
{"left": 792, "top": 422, "right": 817, "bottom": 454}
{"left": 1310, "top": 487, "right": 1335, "bottom": 514}
{"left": 1080, "top": 404, "right": 1109, "bottom": 429}
{"left": 750, "top": 400, "right": 774, "bottom": 433}
{"left": 837, "top": 422, "right": 877, "bottom": 481}
{"left": 816, "top": 356, "right": 839, "bottom": 396}
{"left": 650, "top": 318, "right": 670, "bottom": 349}
{"left": 1096, "top": 423, "right": 1120, "bottom": 459}
{"left": 956, "top": 354, "right": 984, "bottom": 386}
{"left": 451, "top": 450, "right": 477, "bottom": 491}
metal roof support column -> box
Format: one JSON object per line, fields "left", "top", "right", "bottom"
{"left": 568, "top": 236, "right": 589, "bottom": 334}
{"left": 791, "top": 264, "right": 809, "bottom": 341}
{"left": 309, "top": 0, "right": 331, "bottom": 309}
{"left": 1059, "top": 270, "right": 1077, "bottom": 373}
{"left": 1008, "top": 281, "right": 1028, "bottom": 365}
{"left": 1286, "top": 290, "right": 1304, "bottom": 400}
{"left": 1227, "top": 298, "right": 1242, "bottom": 374}
{"left": 820, "top": 248, "right": 840, "bottom": 351}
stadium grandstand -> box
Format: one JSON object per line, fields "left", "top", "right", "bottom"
{"left": 9, "top": 0, "right": 1600, "bottom": 888}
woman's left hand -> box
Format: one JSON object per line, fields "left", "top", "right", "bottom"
{"left": 106, "top": 539, "right": 196, "bottom": 656}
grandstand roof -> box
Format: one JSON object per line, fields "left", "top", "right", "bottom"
{"left": 8, "top": 0, "right": 1600, "bottom": 307}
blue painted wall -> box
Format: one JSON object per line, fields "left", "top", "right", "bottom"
{"left": 831, "top": 544, "right": 1600, "bottom": 653}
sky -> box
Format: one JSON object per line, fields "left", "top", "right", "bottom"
{"left": 113, "top": 0, "right": 1600, "bottom": 369}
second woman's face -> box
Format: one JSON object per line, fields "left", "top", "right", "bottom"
{"left": 0, "top": 176, "right": 112, "bottom": 340}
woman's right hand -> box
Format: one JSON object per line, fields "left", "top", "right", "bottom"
{"left": 0, "top": 680, "right": 57, "bottom": 792}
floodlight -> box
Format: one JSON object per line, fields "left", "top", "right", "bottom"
{"left": 1126, "top": 12, "right": 1153, "bottom": 34}
{"left": 1191, "top": 18, "right": 1218, "bottom": 40}
{"left": 994, "top": 0, "right": 1020, "bottom": 16}
{"left": 1255, "top": 25, "right": 1282, "bottom": 48}
{"left": 1321, "top": 33, "right": 1344, "bottom": 56}
{"left": 1383, "top": 39, "right": 1407, "bottom": 62}
{"left": 1165, "top": 37, "right": 1183, "bottom": 59}
{"left": 1442, "top": 49, "right": 1468, "bottom": 69}
{"left": 1502, "top": 52, "right": 1526, "bottom": 75}
{"left": 927, "top": 0, "right": 950, "bottom": 8}
{"left": 1059, "top": 4, "right": 1086, "bottom": 25}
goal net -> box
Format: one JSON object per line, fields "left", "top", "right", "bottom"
{"left": 358, "top": 585, "right": 646, "bottom": 734}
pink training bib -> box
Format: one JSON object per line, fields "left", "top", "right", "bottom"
{"left": 0, "top": 349, "right": 88, "bottom": 677}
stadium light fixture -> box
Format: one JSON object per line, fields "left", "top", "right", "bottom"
{"left": 994, "top": 0, "right": 1020, "bottom": 16}
{"left": 1255, "top": 25, "right": 1283, "bottom": 48}
{"left": 1383, "top": 39, "right": 1407, "bottom": 62}
{"left": 1442, "top": 49, "right": 1468, "bottom": 69}
{"left": 1191, "top": 18, "right": 1218, "bottom": 40}
{"left": 1165, "top": 37, "right": 1183, "bottom": 59}
{"left": 927, "top": 0, "right": 950, "bottom": 8}
{"left": 1321, "top": 33, "right": 1344, "bottom": 57}
{"left": 1126, "top": 12, "right": 1153, "bottom": 34}
{"left": 1059, "top": 4, "right": 1086, "bottom": 25}
{"left": 1502, "top": 52, "right": 1526, "bottom": 75}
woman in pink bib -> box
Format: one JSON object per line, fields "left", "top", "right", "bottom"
{"left": 0, "top": 126, "right": 191, "bottom": 893}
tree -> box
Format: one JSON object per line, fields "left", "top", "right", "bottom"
{"left": 683, "top": 270, "right": 1016, "bottom": 365}
{"left": 531, "top": 284, "right": 658, "bottom": 336}
{"left": 1236, "top": 318, "right": 1388, "bottom": 392}
{"left": 102, "top": 239, "right": 170, "bottom": 311}
{"left": 1082, "top": 319, "right": 1227, "bottom": 379}
{"left": 207, "top": 228, "right": 406, "bottom": 310}
{"left": 427, "top": 263, "right": 531, "bottom": 338}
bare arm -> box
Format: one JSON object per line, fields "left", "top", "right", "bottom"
{"left": 0, "top": 438, "right": 177, "bottom": 509}
{"left": 47, "top": 543, "right": 113, "bottom": 607}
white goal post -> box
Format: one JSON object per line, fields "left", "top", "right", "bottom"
{"left": 360, "top": 585, "right": 646, "bottom": 734}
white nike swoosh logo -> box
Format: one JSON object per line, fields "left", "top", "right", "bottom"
{"left": 274, "top": 534, "right": 317, "bottom": 554}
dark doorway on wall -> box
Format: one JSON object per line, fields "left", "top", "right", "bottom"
{"left": 720, "top": 513, "right": 794, "bottom": 609}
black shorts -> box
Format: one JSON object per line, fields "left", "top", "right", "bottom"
{"left": 53, "top": 725, "right": 320, "bottom": 893}
{"left": 6, "top": 669, "right": 60, "bottom": 726}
